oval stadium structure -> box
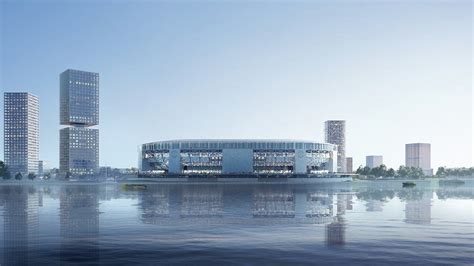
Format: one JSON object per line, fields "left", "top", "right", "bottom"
{"left": 139, "top": 139, "right": 338, "bottom": 175}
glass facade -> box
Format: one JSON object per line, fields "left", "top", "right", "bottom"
{"left": 140, "top": 140, "right": 337, "bottom": 175}
{"left": 60, "top": 69, "right": 99, "bottom": 126}
{"left": 59, "top": 69, "right": 99, "bottom": 176}
{"left": 60, "top": 127, "right": 99, "bottom": 175}
{"left": 3, "top": 92, "right": 39, "bottom": 175}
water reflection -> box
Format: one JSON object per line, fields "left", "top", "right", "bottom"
{"left": 404, "top": 192, "right": 432, "bottom": 225}
{"left": 60, "top": 185, "right": 100, "bottom": 265}
{"left": 1, "top": 186, "right": 39, "bottom": 266}
{"left": 0, "top": 181, "right": 472, "bottom": 265}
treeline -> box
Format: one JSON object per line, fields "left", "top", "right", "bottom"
{"left": 435, "top": 167, "right": 474, "bottom": 177}
{"left": 356, "top": 164, "right": 474, "bottom": 178}
{"left": 0, "top": 160, "right": 44, "bottom": 180}
{"left": 355, "top": 165, "right": 424, "bottom": 178}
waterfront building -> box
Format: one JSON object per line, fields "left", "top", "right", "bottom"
{"left": 346, "top": 157, "right": 353, "bottom": 173}
{"left": 59, "top": 69, "right": 99, "bottom": 176}
{"left": 139, "top": 139, "right": 338, "bottom": 175}
{"left": 38, "top": 160, "right": 44, "bottom": 176}
{"left": 405, "top": 143, "right": 432, "bottom": 176}
{"left": 3, "top": 92, "right": 39, "bottom": 175}
{"left": 366, "top": 155, "right": 383, "bottom": 168}
{"left": 324, "top": 120, "right": 346, "bottom": 172}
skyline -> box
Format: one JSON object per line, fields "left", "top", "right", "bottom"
{"left": 1, "top": 1, "right": 472, "bottom": 169}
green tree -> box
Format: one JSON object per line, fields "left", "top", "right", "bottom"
{"left": 387, "top": 168, "right": 395, "bottom": 177}
{"left": 28, "top": 172, "right": 36, "bottom": 180}
{"left": 0, "top": 160, "right": 7, "bottom": 177}
{"left": 15, "top": 172, "right": 23, "bottom": 180}
{"left": 397, "top": 166, "right": 409, "bottom": 178}
{"left": 3, "top": 171, "right": 12, "bottom": 180}
{"left": 44, "top": 173, "right": 51, "bottom": 180}
{"left": 436, "top": 166, "right": 446, "bottom": 177}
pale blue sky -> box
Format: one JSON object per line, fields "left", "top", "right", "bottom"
{"left": 1, "top": 0, "right": 472, "bottom": 169}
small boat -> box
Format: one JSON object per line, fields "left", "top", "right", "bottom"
{"left": 402, "top": 182, "right": 416, "bottom": 188}
{"left": 122, "top": 184, "right": 147, "bottom": 190}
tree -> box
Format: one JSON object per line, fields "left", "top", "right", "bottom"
{"left": 65, "top": 171, "right": 72, "bottom": 180}
{"left": 356, "top": 166, "right": 371, "bottom": 176}
{"left": 436, "top": 166, "right": 446, "bottom": 177}
{"left": 0, "top": 160, "right": 7, "bottom": 178}
{"left": 397, "top": 166, "right": 409, "bottom": 178}
{"left": 15, "top": 172, "right": 23, "bottom": 180}
{"left": 387, "top": 168, "right": 395, "bottom": 177}
{"left": 44, "top": 173, "right": 51, "bottom": 180}
{"left": 3, "top": 171, "right": 11, "bottom": 180}
{"left": 28, "top": 172, "right": 36, "bottom": 180}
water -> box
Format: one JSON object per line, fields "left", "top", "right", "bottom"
{"left": 0, "top": 180, "right": 472, "bottom": 265}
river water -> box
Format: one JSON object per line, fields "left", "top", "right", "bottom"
{"left": 0, "top": 179, "right": 472, "bottom": 265}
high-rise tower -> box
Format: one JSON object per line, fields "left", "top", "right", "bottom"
{"left": 59, "top": 69, "right": 99, "bottom": 176}
{"left": 324, "top": 120, "right": 346, "bottom": 173}
{"left": 4, "top": 92, "right": 39, "bottom": 175}
{"left": 405, "top": 143, "right": 432, "bottom": 176}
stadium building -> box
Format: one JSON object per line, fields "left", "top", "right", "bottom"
{"left": 139, "top": 139, "right": 338, "bottom": 175}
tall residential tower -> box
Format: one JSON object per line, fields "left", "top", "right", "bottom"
{"left": 59, "top": 69, "right": 99, "bottom": 176}
{"left": 324, "top": 120, "right": 346, "bottom": 173}
{"left": 4, "top": 92, "right": 39, "bottom": 175}
{"left": 405, "top": 143, "right": 432, "bottom": 176}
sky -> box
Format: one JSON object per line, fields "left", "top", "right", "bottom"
{"left": 0, "top": 0, "right": 472, "bottom": 170}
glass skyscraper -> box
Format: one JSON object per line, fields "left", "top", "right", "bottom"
{"left": 59, "top": 69, "right": 99, "bottom": 176}
{"left": 3, "top": 92, "right": 39, "bottom": 175}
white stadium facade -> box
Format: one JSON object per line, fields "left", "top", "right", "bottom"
{"left": 139, "top": 139, "right": 338, "bottom": 175}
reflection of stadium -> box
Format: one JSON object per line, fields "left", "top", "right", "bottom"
{"left": 60, "top": 185, "right": 100, "bottom": 264}
{"left": 2, "top": 186, "right": 39, "bottom": 265}
{"left": 139, "top": 186, "right": 170, "bottom": 223}
{"left": 306, "top": 193, "right": 333, "bottom": 221}
{"left": 405, "top": 192, "right": 432, "bottom": 225}
{"left": 181, "top": 186, "right": 224, "bottom": 218}
{"left": 253, "top": 190, "right": 295, "bottom": 218}
{"left": 134, "top": 184, "right": 352, "bottom": 248}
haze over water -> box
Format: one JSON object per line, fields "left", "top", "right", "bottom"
{"left": 0, "top": 180, "right": 472, "bottom": 265}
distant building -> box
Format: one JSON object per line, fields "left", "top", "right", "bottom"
{"left": 4, "top": 92, "right": 39, "bottom": 175}
{"left": 38, "top": 161, "right": 44, "bottom": 176}
{"left": 324, "top": 120, "right": 346, "bottom": 173}
{"left": 366, "top": 155, "right": 383, "bottom": 168}
{"left": 346, "top": 157, "right": 353, "bottom": 173}
{"left": 405, "top": 143, "right": 432, "bottom": 176}
{"left": 59, "top": 69, "right": 99, "bottom": 176}
{"left": 38, "top": 160, "right": 51, "bottom": 176}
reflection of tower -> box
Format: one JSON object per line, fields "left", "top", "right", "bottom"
{"left": 139, "top": 186, "right": 170, "bottom": 223}
{"left": 181, "top": 186, "right": 223, "bottom": 218}
{"left": 366, "top": 200, "right": 384, "bottom": 212}
{"left": 326, "top": 216, "right": 346, "bottom": 246}
{"left": 2, "top": 186, "right": 39, "bottom": 265}
{"left": 253, "top": 189, "right": 295, "bottom": 218}
{"left": 60, "top": 185, "right": 100, "bottom": 264}
{"left": 336, "top": 194, "right": 347, "bottom": 215}
{"left": 405, "top": 193, "right": 432, "bottom": 224}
